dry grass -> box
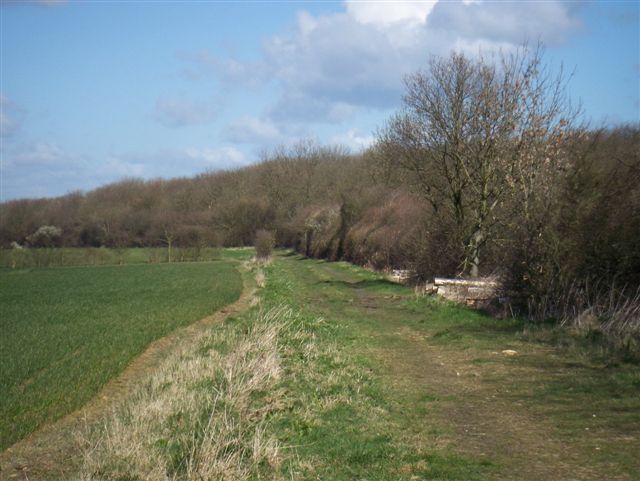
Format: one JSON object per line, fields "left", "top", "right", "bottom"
{"left": 73, "top": 306, "right": 292, "bottom": 481}
{"left": 563, "top": 285, "right": 640, "bottom": 338}
{"left": 255, "top": 268, "right": 266, "bottom": 289}
{"left": 527, "top": 280, "right": 640, "bottom": 356}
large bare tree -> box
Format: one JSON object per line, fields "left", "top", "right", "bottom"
{"left": 376, "top": 45, "right": 578, "bottom": 277}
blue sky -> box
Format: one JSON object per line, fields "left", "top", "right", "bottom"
{"left": 1, "top": 0, "right": 638, "bottom": 201}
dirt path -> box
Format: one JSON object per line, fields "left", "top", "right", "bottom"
{"left": 0, "top": 269, "right": 255, "bottom": 481}
{"left": 371, "top": 328, "right": 628, "bottom": 481}
{"left": 295, "top": 259, "right": 638, "bottom": 480}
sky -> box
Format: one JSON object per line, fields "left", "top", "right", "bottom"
{"left": 0, "top": 0, "right": 638, "bottom": 201}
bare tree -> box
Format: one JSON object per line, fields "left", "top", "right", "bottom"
{"left": 376, "top": 44, "right": 578, "bottom": 277}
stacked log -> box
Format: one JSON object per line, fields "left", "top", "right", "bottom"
{"left": 389, "top": 269, "right": 412, "bottom": 283}
{"left": 431, "top": 277, "right": 501, "bottom": 308}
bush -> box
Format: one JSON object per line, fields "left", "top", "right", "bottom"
{"left": 27, "top": 225, "right": 62, "bottom": 248}
{"left": 255, "top": 230, "right": 275, "bottom": 259}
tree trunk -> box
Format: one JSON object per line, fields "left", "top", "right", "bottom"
{"left": 468, "top": 228, "right": 484, "bottom": 278}
{"left": 305, "top": 230, "right": 312, "bottom": 258}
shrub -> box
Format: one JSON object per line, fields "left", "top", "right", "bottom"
{"left": 255, "top": 229, "right": 275, "bottom": 259}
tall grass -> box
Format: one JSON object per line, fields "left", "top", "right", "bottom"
{"left": 74, "top": 307, "right": 291, "bottom": 481}
{"left": 528, "top": 280, "right": 640, "bottom": 356}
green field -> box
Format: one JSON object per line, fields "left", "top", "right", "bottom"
{"left": 0, "top": 260, "right": 242, "bottom": 450}
{"left": 0, "top": 247, "right": 223, "bottom": 269}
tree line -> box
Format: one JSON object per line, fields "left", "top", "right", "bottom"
{"left": 1, "top": 46, "right": 638, "bottom": 339}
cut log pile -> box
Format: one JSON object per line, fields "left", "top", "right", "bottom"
{"left": 427, "top": 277, "right": 501, "bottom": 308}
{"left": 386, "top": 270, "right": 504, "bottom": 310}
{"left": 388, "top": 269, "right": 412, "bottom": 283}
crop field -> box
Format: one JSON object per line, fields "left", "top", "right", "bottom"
{"left": 0, "top": 260, "right": 242, "bottom": 450}
{"left": 0, "top": 247, "right": 222, "bottom": 269}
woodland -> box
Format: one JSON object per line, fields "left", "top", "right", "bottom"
{"left": 1, "top": 48, "right": 638, "bottom": 343}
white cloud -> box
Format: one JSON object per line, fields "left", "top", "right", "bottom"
{"left": 181, "top": 49, "right": 267, "bottom": 87}
{"left": 345, "top": 1, "right": 437, "bottom": 27}
{"left": 100, "top": 156, "right": 145, "bottom": 178}
{"left": 257, "top": 13, "right": 419, "bottom": 121}
{"left": 9, "top": 142, "right": 66, "bottom": 166}
{"left": 0, "top": 94, "right": 24, "bottom": 139}
{"left": 267, "top": 86, "right": 361, "bottom": 124}
{"left": 0, "top": 143, "right": 254, "bottom": 201}
{"left": 185, "top": 146, "right": 247, "bottom": 167}
{"left": 225, "top": 116, "right": 283, "bottom": 144}
{"left": 427, "top": 1, "right": 582, "bottom": 47}
{"left": 154, "top": 96, "right": 215, "bottom": 128}
{"left": 190, "top": 0, "right": 581, "bottom": 126}
{"left": 100, "top": 147, "right": 249, "bottom": 178}
{"left": 0, "top": 142, "right": 86, "bottom": 200}
{"left": 330, "top": 129, "right": 375, "bottom": 152}
{"left": 0, "top": 111, "right": 19, "bottom": 139}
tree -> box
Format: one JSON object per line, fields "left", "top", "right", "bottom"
{"left": 376, "top": 44, "right": 577, "bottom": 277}
{"left": 155, "top": 210, "right": 181, "bottom": 262}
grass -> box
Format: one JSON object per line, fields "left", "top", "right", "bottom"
{"left": 0, "top": 246, "right": 223, "bottom": 269}
{"left": 74, "top": 306, "right": 288, "bottom": 481}
{"left": 0, "top": 260, "right": 241, "bottom": 450}
{"left": 252, "top": 253, "right": 638, "bottom": 480}
{"left": 5, "top": 250, "right": 639, "bottom": 480}
{"left": 256, "top": 256, "right": 501, "bottom": 480}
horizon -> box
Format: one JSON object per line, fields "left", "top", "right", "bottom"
{"left": 1, "top": 0, "right": 639, "bottom": 202}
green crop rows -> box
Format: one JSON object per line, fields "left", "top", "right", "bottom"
{"left": 0, "top": 261, "right": 241, "bottom": 449}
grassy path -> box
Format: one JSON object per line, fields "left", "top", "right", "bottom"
{"left": 264, "top": 254, "right": 640, "bottom": 480}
